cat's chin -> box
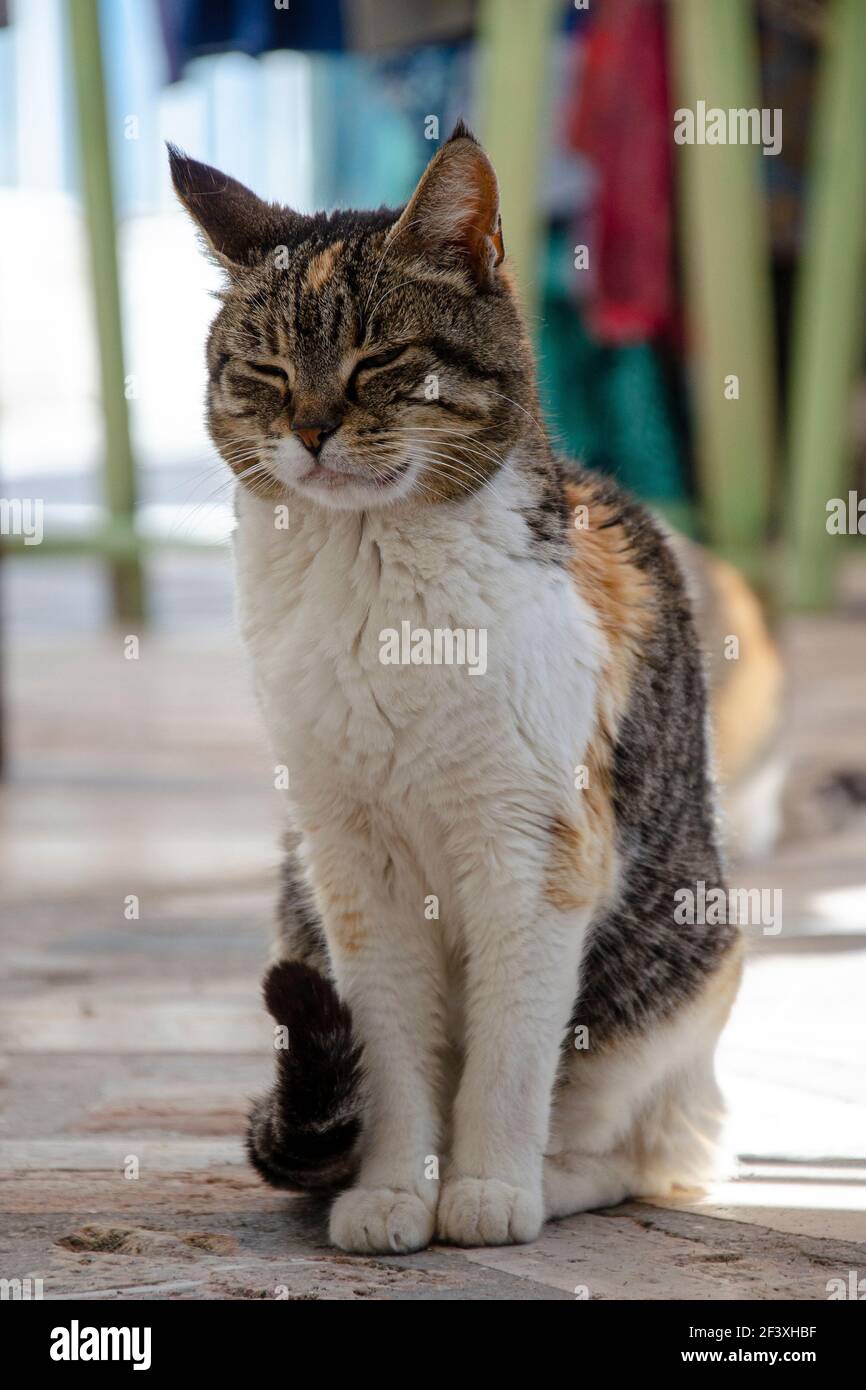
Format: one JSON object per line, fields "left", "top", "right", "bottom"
{"left": 282, "top": 465, "right": 417, "bottom": 512}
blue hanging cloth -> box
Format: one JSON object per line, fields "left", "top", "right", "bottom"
{"left": 157, "top": 0, "right": 346, "bottom": 82}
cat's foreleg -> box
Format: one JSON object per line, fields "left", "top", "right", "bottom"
{"left": 306, "top": 827, "right": 449, "bottom": 1254}
{"left": 437, "top": 820, "right": 590, "bottom": 1247}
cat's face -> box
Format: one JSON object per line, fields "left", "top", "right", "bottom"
{"left": 170, "top": 126, "right": 534, "bottom": 512}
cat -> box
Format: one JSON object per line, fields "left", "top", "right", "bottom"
{"left": 170, "top": 123, "right": 742, "bottom": 1255}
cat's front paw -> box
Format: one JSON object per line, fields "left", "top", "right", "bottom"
{"left": 329, "top": 1185, "right": 435, "bottom": 1255}
{"left": 437, "top": 1176, "right": 542, "bottom": 1247}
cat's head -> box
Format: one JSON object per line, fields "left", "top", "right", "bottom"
{"left": 169, "top": 124, "right": 537, "bottom": 512}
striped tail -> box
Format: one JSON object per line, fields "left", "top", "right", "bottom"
{"left": 246, "top": 961, "right": 363, "bottom": 1191}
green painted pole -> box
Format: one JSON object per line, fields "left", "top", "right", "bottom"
{"left": 669, "top": 0, "right": 778, "bottom": 583}
{"left": 477, "top": 0, "right": 560, "bottom": 321}
{"left": 67, "top": 0, "right": 143, "bottom": 620}
{"left": 785, "top": 0, "right": 866, "bottom": 609}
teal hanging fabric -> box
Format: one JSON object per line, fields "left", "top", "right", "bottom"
{"left": 536, "top": 226, "right": 688, "bottom": 508}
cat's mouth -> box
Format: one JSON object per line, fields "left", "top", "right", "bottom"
{"left": 297, "top": 459, "right": 409, "bottom": 493}
{"left": 264, "top": 439, "right": 416, "bottom": 509}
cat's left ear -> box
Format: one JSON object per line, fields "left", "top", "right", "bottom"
{"left": 167, "top": 144, "right": 295, "bottom": 272}
{"left": 387, "top": 121, "right": 505, "bottom": 287}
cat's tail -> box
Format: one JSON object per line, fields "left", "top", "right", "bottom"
{"left": 246, "top": 960, "right": 363, "bottom": 1192}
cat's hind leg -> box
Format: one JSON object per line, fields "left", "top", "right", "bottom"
{"left": 544, "top": 947, "right": 741, "bottom": 1219}
{"left": 544, "top": 1054, "right": 726, "bottom": 1217}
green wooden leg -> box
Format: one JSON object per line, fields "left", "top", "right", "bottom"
{"left": 477, "top": 0, "right": 560, "bottom": 320}
{"left": 67, "top": 0, "right": 143, "bottom": 621}
{"left": 785, "top": 0, "right": 866, "bottom": 609}
{"left": 669, "top": 0, "right": 778, "bottom": 584}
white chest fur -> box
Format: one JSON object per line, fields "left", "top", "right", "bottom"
{"left": 233, "top": 469, "right": 605, "bottom": 904}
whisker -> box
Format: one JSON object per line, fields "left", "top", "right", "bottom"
{"left": 172, "top": 457, "right": 276, "bottom": 534}
{"left": 483, "top": 388, "right": 549, "bottom": 444}
{"left": 399, "top": 446, "right": 506, "bottom": 501}
{"left": 361, "top": 214, "right": 427, "bottom": 329}
{"left": 373, "top": 428, "right": 508, "bottom": 470}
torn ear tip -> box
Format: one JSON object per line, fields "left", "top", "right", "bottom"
{"left": 448, "top": 118, "right": 479, "bottom": 145}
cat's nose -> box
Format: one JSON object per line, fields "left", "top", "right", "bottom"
{"left": 291, "top": 418, "right": 339, "bottom": 455}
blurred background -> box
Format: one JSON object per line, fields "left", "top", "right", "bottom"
{"left": 1, "top": 0, "right": 865, "bottom": 1300}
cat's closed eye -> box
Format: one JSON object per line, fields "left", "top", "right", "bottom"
{"left": 246, "top": 361, "right": 289, "bottom": 385}
{"left": 350, "top": 346, "right": 408, "bottom": 383}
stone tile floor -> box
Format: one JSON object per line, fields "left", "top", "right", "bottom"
{"left": 1, "top": 617, "right": 864, "bottom": 1300}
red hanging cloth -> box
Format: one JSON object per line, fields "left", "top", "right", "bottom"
{"left": 566, "top": 0, "right": 676, "bottom": 345}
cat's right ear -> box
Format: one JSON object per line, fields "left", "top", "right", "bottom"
{"left": 385, "top": 122, "right": 504, "bottom": 287}
{"left": 167, "top": 144, "right": 290, "bottom": 272}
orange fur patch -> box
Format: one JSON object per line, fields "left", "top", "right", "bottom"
{"left": 307, "top": 815, "right": 374, "bottom": 956}
{"left": 317, "top": 889, "right": 366, "bottom": 955}
{"left": 545, "top": 482, "right": 655, "bottom": 915}
{"left": 331, "top": 910, "right": 365, "bottom": 954}
{"left": 565, "top": 480, "right": 655, "bottom": 726}
{"left": 302, "top": 241, "right": 343, "bottom": 293}
{"left": 546, "top": 740, "right": 616, "bottom": 913}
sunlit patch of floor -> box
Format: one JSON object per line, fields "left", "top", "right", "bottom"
{"left": 653, "top": 1162, "right": 866, "bottom": 1242}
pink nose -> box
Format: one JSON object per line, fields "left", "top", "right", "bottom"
{"left": 294, "top": 425, "right": 324, "bottom": 450}
{"left": 291, "top": 418, "right": 339, "bottom": 454}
